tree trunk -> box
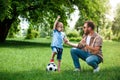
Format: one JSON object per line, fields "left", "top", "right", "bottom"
{"left": 0, "top": 18, "right": 13, "bottom": 42}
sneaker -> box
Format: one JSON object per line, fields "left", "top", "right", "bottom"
{"left": 50, "top": 59, "right": 54, "bottom": 63}
{"left": 93, "top": 67, "right": 100, "bottom": 73}
{"left": 73, "top": 68, "right": 81, "bottom": 72}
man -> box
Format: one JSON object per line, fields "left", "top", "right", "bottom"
{"left": 66, "top": 21, "right": 103, "bottom": 73}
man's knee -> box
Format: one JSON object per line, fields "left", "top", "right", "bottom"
{"left": 86, "top": 55, "right": 101, "bottom": 65}
{"left": 86, "top": 57, "right": 93, "bottom": 65}
{"left": 70, "top": 48, "right": 76, "bottom": 54}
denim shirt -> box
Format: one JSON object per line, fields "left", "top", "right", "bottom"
{"left": 51, "top": 29, "right": 65, "bottom": 49}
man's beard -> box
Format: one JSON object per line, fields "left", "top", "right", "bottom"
{"left": 84, "top": 30, "right": 90, "bottom": 35}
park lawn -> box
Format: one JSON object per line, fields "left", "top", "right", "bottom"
{"left": 0, "top": 38, "right": 120, "bottom": 80}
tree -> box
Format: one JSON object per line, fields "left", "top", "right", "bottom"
{"left": 0, "top": 0, "right": 74, "bottom": 42}
{"left": 112, "top": 3, "right": 120, "bottom": 40}
{"left": 0, "top": 0, "right": 110, "bottom": 42}
{"left": 74, "top": 0, "right": 110, "bottom": 33}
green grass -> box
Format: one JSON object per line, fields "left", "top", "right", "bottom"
{"left": 0, "top": 38, "right": 120, "bottom": 80}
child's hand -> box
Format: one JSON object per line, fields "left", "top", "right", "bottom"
{"left": 64, "top": 38, "right": 69, "bottom": 44}
{"left": 57, "top": 15, "right": 60, "bottom": 19}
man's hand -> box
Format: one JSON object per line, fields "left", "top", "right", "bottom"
{"left": 81, "top": 39, "right": 85, "bottom": 43}
{"left": 85, "top": 45, "right": 89, "bottom": 49}
{"left": 80, "top": 39, "right": 87, "bottom": 46}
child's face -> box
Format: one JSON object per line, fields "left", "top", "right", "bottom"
{"left": 56, "top": 22, "right": 63, "bottom": 32}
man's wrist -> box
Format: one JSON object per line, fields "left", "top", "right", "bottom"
{"left": 81, "top": 43, "right": 87, "bottom": 47}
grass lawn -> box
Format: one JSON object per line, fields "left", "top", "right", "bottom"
{"left": 0, "top": 38, "right": 120, "bottom": 80}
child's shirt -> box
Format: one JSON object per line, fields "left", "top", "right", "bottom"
{"left": 51, "top": 29, "right": 66, "bottom": 49}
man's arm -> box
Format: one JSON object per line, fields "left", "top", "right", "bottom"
{"left": 85, "top": 37, "right": 102, "bottom": 54}
{"left": 65, "top": 38, "right": 85, "bottom": 48}
{"left": 66, "top": 39, "right": 101, "bottom": 53}
{"left": 86, "top": 45, "right": 100, "bottom": 51}
{"left": 65, "top": 41, "right": 78, "bottom": 48}
{"left": 53, "top": 15, "right": 60, "bottom": 30}
{"left": 85, "top": 45, "right": 100, "bottom": 54}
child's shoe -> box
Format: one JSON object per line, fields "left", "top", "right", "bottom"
{"left": 50, "top": 59, "right": 54, "bottom": 63}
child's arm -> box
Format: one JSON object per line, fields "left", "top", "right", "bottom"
{"left": 64, "top": 38, "right": 78, "bottom": 48}
{"left": 66, "top": 41, "right": 78, "bottom": 48}
{"left": 53, "top": 15, "right": 60, "bottom": 30}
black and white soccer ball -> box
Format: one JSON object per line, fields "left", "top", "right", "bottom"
{"left": 46, "top": 63, "right": 57, "bottom": 71}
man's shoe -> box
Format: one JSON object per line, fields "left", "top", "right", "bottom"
{"left": 73, "top": 68, "right": 81, "bottom": 72}
{"left": 93, "top": 66, "right": 100, "bottom": 73}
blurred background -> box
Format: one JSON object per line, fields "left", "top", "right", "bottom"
{"left": 0, "top": 0, "right": 120, "bottom": 42}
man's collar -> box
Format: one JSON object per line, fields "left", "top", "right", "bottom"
{"left": 83, "top": 32, "right": 98, "bottom": 38}
{"left": 91, "top": 32, "right": 98, "bottom": 38}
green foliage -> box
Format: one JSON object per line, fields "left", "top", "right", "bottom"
{"left": 112, "top": 3, "right": 120, "bottom": 41}
{"left": 46, "top": 36, "right": 51, "bottom": 39}
{"left": 112, "top": 37, "right": 120, "bottom": 42}
{"left": 7, "top": 32, "right": 16, "bottom": 38}
{"left": 25, "top": 28, "right": 39, "bottom": 39}
{"left": 67, "top": 29, "right": 79, "bottom": 38}
{"left": 99, "top": 20, "right": 113, "bottom": 40}
{"left": 0, "top": 0, "right": 75, "bottom": 41}
{"left": 40, "top": 31, "right": 48, "bottom": 38}
{"left": 0, "top": 0, "right": 111, "bottom": 41}
{"left": 0, "top": 0, "right": 12, "bottom": 21}
{"left": 7, "top": 18, "right": 20, "bottom": 38}
{"left": 39, "top": 22, "right": 52, "bottom": 38}
{"left": 66, "top": 29, "right": 82, "bottom": 41}
{"left": 74, "top": 0, "right": 110, "bottom": 30}
{"left": 69, "top": 37, "right": 82, "bottom": 41}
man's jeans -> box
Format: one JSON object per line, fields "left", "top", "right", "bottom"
{"left": 70, "top": 48, "right": 102, "bottom": 69}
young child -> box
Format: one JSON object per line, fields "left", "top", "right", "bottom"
{"left": 50, "top": 15, "right": 67, "bottom": 72}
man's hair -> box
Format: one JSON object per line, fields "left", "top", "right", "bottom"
{"left": 84, "top": 21, "right": 95, "bottom": 30}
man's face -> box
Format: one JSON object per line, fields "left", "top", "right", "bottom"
{"left": 83, "top": 23, "right": 90, "bottom": 35}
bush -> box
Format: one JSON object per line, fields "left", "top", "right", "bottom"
{"left": 40, "top": 31, "right": 48, "bottom": 38}
{"left": 112, "top": 37, "right": 120, "bottom": 41}
{"left": 69, "top": 37, "right": 82, "bottom": 42}
{"left": 25, "top": 34, "right": 34, "bottom": 39}
{"left": 46, "top": 36, "right": 51, "bottom": 39}
{"left": 7, "top": 32, "right": 16, "bottom": 38}
{"left": 67, "top": 30, "right": 79, "bottom": 38}
{"left": 66, "top": 29, "right": 81, "bottom": 41}
{"left": 26, "top": 29, "right": 39, "bottom": 39}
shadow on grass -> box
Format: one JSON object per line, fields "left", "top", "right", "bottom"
{"left": 0, "top": 40, "right": 72, "bottom": 48}
{"left": 0, "top": 40, "right": 51, "bottom": 48}
{"left": 0, "top": 67, "right": 120, "bottom": 80}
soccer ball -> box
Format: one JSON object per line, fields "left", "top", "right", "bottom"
{"left": 46, "top": 63, "right": 57, "bottom": 71}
